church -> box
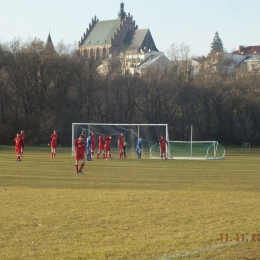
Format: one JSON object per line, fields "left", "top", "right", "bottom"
{"left": 78, "top": 2, "right": 171, "bottom": 74}
{"left": 78, "top": 2, "right": 159, "bottom": 59}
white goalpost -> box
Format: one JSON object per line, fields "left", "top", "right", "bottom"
{"left": 72, "top": 123, "right": 169, "bottom": 158}
{"left": 150, "top": 125, "right": 225, "bottom": 160}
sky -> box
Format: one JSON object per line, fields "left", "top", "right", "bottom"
{"left": 1, "top": 0, "right": 260, "bottom": 57}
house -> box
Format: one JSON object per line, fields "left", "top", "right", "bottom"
{"left": 232, "top": 45, "right": 260, "bottom": 72}
{"left": 244, "top": 55, "right": 260, "bottom": 72}
{"left": 190, "top": 57, "right": 203, "bottom": 75}
{"left": 190, "top": 51, "right": 249, "bottom": 75}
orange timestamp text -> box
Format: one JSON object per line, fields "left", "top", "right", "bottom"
{"left": 220, "top": 233, "right": 260, "bottom": 242}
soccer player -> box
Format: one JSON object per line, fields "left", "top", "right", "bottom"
{"left": 91, "top": 131, "right": 96, "bottom": 159}
{"left": 12, "top": 133, "right": 24, "bottom": 162}
{"left": 48, "top": 130, "right": 60, "bottom": 159}
{"left": 86, "top": 133, "right": 92, "bottom": 161}
{"left": 158, "top": 135, "right": 168, "bottom": 159}
{"left": 20, "top": 130, "right": 26, "bottom": 156}
{"left": 136, "top": 136, "right": 142, "bottom": 158}
{"left": 104, "top": 135, "right": 112, "bottom": 160}
{"left": 96, "top": 132, "right": 105, "bottom": 159}
{"left": 118, "top": 133, "right": 125, "bottom": 159}
{"left": 74, "top": 135, "right": 86, "bottom": 174}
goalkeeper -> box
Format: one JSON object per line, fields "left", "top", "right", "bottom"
{"left": 158, "top": 135, "right": 168, "bottom": 159}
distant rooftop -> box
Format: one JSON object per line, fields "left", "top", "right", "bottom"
{"left": 232, "top": 45, "right": 260, "bottom": 56}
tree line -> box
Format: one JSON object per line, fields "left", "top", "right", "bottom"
{"left": 0, "top": 38, "right": 260, "bottom": 146}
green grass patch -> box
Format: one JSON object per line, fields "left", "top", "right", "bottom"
{"left": 0, "top": 146, "right": 260, "bottom": 259}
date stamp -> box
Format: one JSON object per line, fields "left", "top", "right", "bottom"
{"left": 220, "top": 234, "right": 260, "bottom": 242}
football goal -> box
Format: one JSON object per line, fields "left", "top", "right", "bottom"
{"left": 167, "top": 141, "right": 224, "bottom": 160}
{"left": 150, "top": 125, "right": 225, "bottom": 160}
{"left": 72, "top": 123, "right": 169, "bottom": 158}
{"left": 150, "top": 140, "right": 225, "bottom": 160}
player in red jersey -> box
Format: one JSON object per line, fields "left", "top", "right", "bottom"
{"left": 20, "top": 130, "right": 26, "bottom": 156}
{"left": 12, "top": 133, "right": 24, "bottom": 162}
{"left": 96, "top": 132, "right": 105, "bottom": 159}
{"left": 74, "top": 135, "right": 86, "bottom": 174}
{"left": 48, "top": 130, "right": 60, "bottom": 159}
{"left": 91, "top": 131, "right": 96, "bottom": 159}
{"left": 158, "top": 135, "right": 168, "bottom": 159}
{"left": 118, "top": 133, "right": 125, "bottom": 159}
{"left": 104, "top": 136, "right": 112, "bottom": 160}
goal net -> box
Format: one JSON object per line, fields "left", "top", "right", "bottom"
{"left": 150, "top": 141, "right": 225, "bottom": 160}
{"left": 72, "top": 123, "right": 169, "bottom": 158}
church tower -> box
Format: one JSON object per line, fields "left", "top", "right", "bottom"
{"left": 118, "top": 2, "right": 126, "bottom": 21}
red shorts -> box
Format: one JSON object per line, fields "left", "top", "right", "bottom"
{"left": 104, "top": 146, "right": 110, "bottom": 152}
{"left": 15, "top": 147, "right": 21, "bottom": 153}
{"left": 160, "top": 147, "right": 166, "bottom": 153}
{"left": 75, "top": 153, "right": 85, "bottom": 160}
{"left": 98, "top": 144, "right": 103, "bottom": 150}
{"left": 91, "top": 144, "right": 96, "bottom": 150}
{"left": 119, "top": 145, "right": 124, "bottom": 151}
{"left": 51, "top": 143, "right": 57, "bottom": 149}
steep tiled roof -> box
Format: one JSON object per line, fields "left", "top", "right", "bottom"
{"left": 124, "top": 29, "right": 158, "bottom": 52}
{"left": 81, "top": 19, "right": 120, "bottom": 47}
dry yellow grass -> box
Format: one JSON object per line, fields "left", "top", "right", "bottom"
{"left": 0, "top": 146, "right": 260, "bottom": 259}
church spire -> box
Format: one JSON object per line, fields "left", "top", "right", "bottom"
{"left": 118, "top": 2, "right": 126, "bottom": 21}
{"left": 46, "top": 31, "right": 55, "bottom": 51}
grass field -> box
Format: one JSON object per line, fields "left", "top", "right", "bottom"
{"left": 0, "top": 145, "right": 260, "bottom": 260}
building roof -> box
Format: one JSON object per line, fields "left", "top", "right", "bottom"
{"left": 81, "top": 20, "right": 158, "bottom": 52}
{"left": 81, "top": 19, "right": 120, "bottom": 47}
{"left": 137, "top": 54, "right": 163, "bottom": 70}
{"left": 190, "top": 57, "right": 203, "bottom": 64}
{"left": 232, "top": 45, "right": 260, "bottom": 56}
{"left": 124, "top": 29, "right": 158, "bottom": 52}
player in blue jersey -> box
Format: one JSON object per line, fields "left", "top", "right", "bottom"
{"left": 136, "top": 136, "right": 142, "bottom": 158}
{"left": 86, "top": 133, "right": 92, "bottom": 161}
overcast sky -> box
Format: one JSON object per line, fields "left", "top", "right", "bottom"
{"left": 1, "top": 0, "right": 259, "bottom": 57}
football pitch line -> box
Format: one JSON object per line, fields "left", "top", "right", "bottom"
{"left": 157, "top": 241, "right": 238, "bottom": 259}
